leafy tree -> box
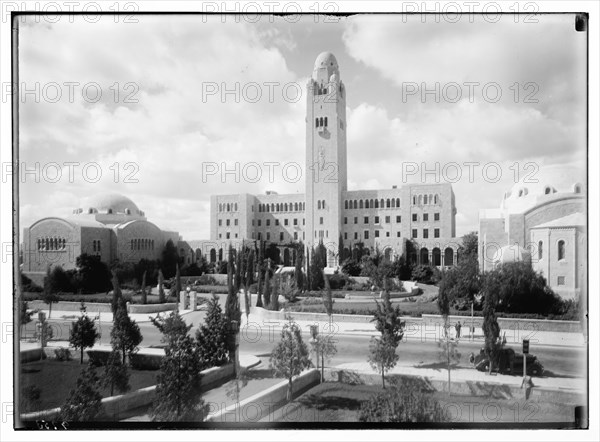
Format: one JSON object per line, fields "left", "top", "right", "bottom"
{"left": 196, "top": 294, "right": 229, "bottom": 370}
{"left": 111, "top": 300, "right": 143, "bottom": 365}
{"left": 270, "top": 319, "right": 312, "bottom": 401}
{"left": 309, "top": 243, "right": 326, "bottom": 290}
{"left": 152, "top": 334, "right": 205, "bottom": 422}
{"left": 341, "top": 258, "right": 362, "bottom": 277}
{"left": 102, "top": 350, "right": 130, "bottom": 397}
{"left": 359, "top": 378, "right": 448, "bottom": 422}
{"left": 110, "top": 271, "right": 122, "bottom": 313}
{"left": 481, "top": 270, "right": 502, "bottom": 374}
{"left": 263, "top": 259, "right": 271, "bottom": 309}
{"left": 151, "top": 309, "right": 191, "bottom": 346}
{"left": 140, "top": 270, "right": 147, "bottom": 305}
{"left": 161, "top": 239, "right": 179, "bottom": 279}
{"left": 311, "top": 333, "right": 337, "bottom": 382}
{"left": 269, "top": 273, "right": 281, "bottom": 311}
{"left": 157, "top": 269, "right": 166, "bottom": 303}
{"left": 172, "top": 262, "right": 182, "bottom": 299}
{"left": 295, "top": 245, "right": 304, "bottom": 292}
{"left": 244, "top": 249, "right": 254, "bottom": 319}
{"left": 369, "top": 291, "right": 405, "bottom": 388}
{"left": 411, "top": 264, "right": 435, "bottom": 284}
{"left": 323, "top": 274, "right": 334, "bottom": 323}
{"left": 437, "top": 287, "right": 460, "bottom": 395}
{"left": 305, "top": 246, "right": 311, "bottom": 290}
{"left": 60, "top": 363, "right": 103, "bottom": 421}
{"left": 484, "top": 261, "right": 561, "bottom": 314}
{"left": 76, "top": 254, "right": 112, "bottom": 293}
{"left": 42, "top": 266, "right": 62, "bottom": 318}
{"left": 256, "top": 244, "right": 264, "bottom": 308}
{"left": 134, "top": 259, "right": 158, "bottom": 287}
{"left": 69, "top": 303, "right": 101, "bottom": 364}
{"left": 224, "top": 247, "right": 241, "bottom": 367}
{"left": 20, "top": 299, "right": 33, "bottom": 337}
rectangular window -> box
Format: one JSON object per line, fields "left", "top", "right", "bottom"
{"left": 354, "top": 232, "right": 358, "bottom": 240}
{"left": 280, "top": 232, "right": 284, "bottom": 241}
{"left": 412, "top": 214, "right": 418, "bottom": 222}
{"left": 375, "top": 216, "right": 380, "bottom": 224}
{"left": 344, "top": 217, "right": 348, "bottom": 225}
{"left": 234, "top": 219, "right": 238, "bottom": 226}
{"left": 235, "top": 233, "right": 238, "bottom": 238}
{"left": 354, "top": 217, "right": 358, "bottom": 224}
{"left": 344, "top": 232, "right": 348, "bottom": 240}
{"left": 364, "top": 230, "right": 369, "bottom": 240}
{"left": 412, "top": 229, "right": 418, "bottom": 238}
{"left": 557, "top": 276, "right": 565, "bottom": 285}
{"left": 219, "top": 219, "right": 222, "bottom": 227}
{"left": 375, "top": 230, "right": 380, "bottom": 238}
{"left": 275, "top": 219, "right": 279, "bottom": 226}
{"left": 252, "top": 219, "right": 255, "bottom": 226}
{"left": 320, "top": 217, "right": 324, "bottom": 225}
{"left": 384, "top": 216, "right": 389, "bottom": 223}
{"left": 303, "top": 218, "right": 305, "bottom": 225}
{"left": 423, "top": 229, "right": 429, "bottom": 239}
{"left": 266, "top": 219, "right": 270, "bottom": 226}
{"left": 258, "top": 220, "right": 262, "bottom": 227}
{"left": 252, "top": 232, "right": 255, "bottom": 239}
{"left": 396, "top": 215, "right": 401, "bottom": 223}
{"left": 219, "top": 233, "right": 222, "bottom": 239}
{"left": 434, "top": 213, "right": 440, "bottom": 221}
{"left": 434, "top": 228, "right": 440, "bottom": 238}
{"left": 266, "top": 232, "right": 270, "bottom": 240}
{"left": 258, "top": 232, "right": 262, "bottom": 240}
{"left": 294, "top": 232, "right": 298, "bottom": 240}
{"left": 226, "top": 219, "right": 230, "bottom": 226}
{"left": 285, "top": 219, "right": 289, "bottom": 226}
{"left": 293, "top": 218, "right": 298, "bottom": 226}
{"left": 386, "top": 232, "right": 390, "bottom": 237}
{"left": 226, "top": 232, "right": 230, "bottom": 239}
{"left": 303, "top": 232, "right": 305, "bottom": 240}
{"left": 397, "top": 232, "right": 401, "bottom": 237}
{"left": 364, "top": 216, "right": 369, "bottom": 224}
{"left": 423, "top": 213, "right": 429, "bottom": 222}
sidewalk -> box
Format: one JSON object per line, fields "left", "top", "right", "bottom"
{"left": 30, "top": 307, "right": 198, "bottom": 324}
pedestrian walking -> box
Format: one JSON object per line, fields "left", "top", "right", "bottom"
{"left": 455, "top": 321, "right": 462, "bottom": 339}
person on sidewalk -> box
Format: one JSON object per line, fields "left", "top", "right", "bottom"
{"left": 455, "top": 321, "right": 462, "bottom": 339}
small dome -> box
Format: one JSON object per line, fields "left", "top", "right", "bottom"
{"left": 79, "top": 193, "right": 140, "bottom": 215}
{"left": 314, "top": 52, "right": 338, "bottom": 70}
{"left": 492, "top": 245, "right": 531, "bottom": 266}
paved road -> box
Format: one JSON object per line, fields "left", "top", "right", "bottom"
{"left": 23, "top": 309, "right": 586, "bottom": 380}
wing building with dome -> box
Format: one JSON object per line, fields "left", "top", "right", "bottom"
{"left": 478, "top": 164, "right": 586, "bottom": 299}
{"left": 21, "top": 193, "right": 193, "bottom": 285}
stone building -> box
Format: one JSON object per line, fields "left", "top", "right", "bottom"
{"left": 197, "top": 52, "right": 459, "bottom": 267}
{"left": 478, "top": 164, "right": 586, "bottom": 299}
{"left": 22, "top": 193, "right": 191, "bottom": 285}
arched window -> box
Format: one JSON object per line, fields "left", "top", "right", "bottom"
{"left": 271, "top": 203, "right": 275, "bottom": 212}
{"left": 235, "top": 203, "right": 238, "bottom": 211}
{"left": 130, "top": 239, "right": 134, "bottom": 250}
{"left": 374, "top": 199, "right": 379, "bottom": 208}
{"left": 424, "top": 195, "right": 428, "bottom": 205}
{"left": 413, "top": 196, "right": 416, "bottom": 205}
{"left": 359, "top": 200, "right": 363, "bottom": 209}
{"left": 324, "top": 117, "right": 328, "bottom": 127}
{"left": 276, "top": 203, "right": 280, "bottom": 212}
{"left": 315, "top": 118, "right": 319, "bottom": 127}
{"left": 538, "top": 241, "right": 543, "bottom": 260}
{"left": 295, "top": 202, "right": 299, "bottom": 211}
{"left": 558, "top": 240, "right": 565, "bottom": 260}
{"left": 370, "top": 199, "right": 374, "bottom": 208}
{"left": 434, "top": 195, "right": 438, "bottom": 204}
{"left": 226, "top": 203, "right": 230, "bottom": 211}
{"left": 344, "top": 200, "right": 348, "bottom": 209}
{"left": 396, "top": 198, "right": 400, "bottom": 208}
{"left": 386, "top": 199, "right": 391, "bottom": 208}
{"left": 365, "top": 200, "right": 369, "bottom": 209}
{"left": 380, "top": 199, "right": 384, "bottom": 208}
{"left": 353, "top": 200, "right": 358, "bottom": 209}
{"left": 107, "top": 208, "right": 113, "bottom": 214}
{"left": 318, "top": 200, "right": 321, "bottom": 210}
{"left": 418, "top": 195, "right": 423, "bottom": 205}
{"left": 574, "top": 183, "right": 582, "bottom": 193}
{"left": 319, "top": 117, "right": 324, "bottom": 127}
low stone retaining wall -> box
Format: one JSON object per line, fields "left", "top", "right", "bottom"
{"left": 421, "top": 314, "right": 582, "bottom": 334}
{"left": 205, "top": 368, "right": 320, "bottom": 423}
{"left": 29, "top": 300, "right": 113, "bottom": 313}
{"left": 127, "top": 303, "right": 177, "bottom": 314}
{"left": 19, "top": 363, "right": 234, "bottom": 422}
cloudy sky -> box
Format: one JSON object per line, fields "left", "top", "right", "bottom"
{"left": 18, "top": 13, "right": 587, "bottom": 240}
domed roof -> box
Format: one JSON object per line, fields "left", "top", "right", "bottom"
{"left": 492, "top": 245, "right": 531, "bottom": 266}
{"left": 314, "top": 51, "right": 338, "bottom": 70}
{"left": 79, "top": 193, "right": 140, "bottom": 215}
{"left": 500, "top": 164, "right": 585, "bottom": 213}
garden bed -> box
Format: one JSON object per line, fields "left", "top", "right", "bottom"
{"left": 20, "top": 359, "right": 158, "bottom": 413}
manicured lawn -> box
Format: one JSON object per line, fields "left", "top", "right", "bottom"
{"left": 20, "top": 359, "right": 158, "bottom": 412}
{"left": 272, "top": 382, "right": 577, "bottom": 424}
{"left": 285, "top": 298, "right": 442, "bottom": 317}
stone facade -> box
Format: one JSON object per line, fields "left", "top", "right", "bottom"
{"left": 22, "top": 193, "right": 189, "bottom": 282}
{"left": 479, "top": 165, "right": 586, "bottom": 299}
{"left": 204, "top": 52, "right": 459, "bottom": 267}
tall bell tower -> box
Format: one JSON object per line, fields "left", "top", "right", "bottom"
{"left": 305, "top": 52, "right": 348, "bottom": 265}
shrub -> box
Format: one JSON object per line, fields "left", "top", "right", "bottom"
{"left": 86, "top": 349, "right": 111, "bottom": 367}
{"left": 130, "top": 353, "right": 163, "bottom": 370}
{"left": 328, "top": 273, "right": 350, "bottom": 290}
{"left": 54, "top": 347, "right": 72, "bottom": 361}
{"left": 196, "top": 274, "right": 220, "bottom": 286}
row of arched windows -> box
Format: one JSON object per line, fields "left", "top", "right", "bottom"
{"left": 315, "top": 117, "right": 328, "bottom": 128}
{"left": 218, "top": 202, "right": 238, "bottom": 212}
{"left": 412, "top": 194, "right": 439, "bottom": 206}
{"left": 92, "top": 240, "right": 102, "bottom": 252}
{"left": 130, "top": 238, "right": 155, "bottom": 251}
{"left": 37, "top": 237, "right": 66, "bottom": 251}
{"left": 258, "top": 202, "right": 305, "bottom": 213}
{"left": 344, "top": 198, "right": 401, "bottom": 210}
